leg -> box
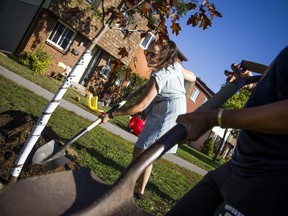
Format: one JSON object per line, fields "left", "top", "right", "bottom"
{"left": 166, "top": 172, "right": 223, "bottom": 216}
{"left": 133, "top": 147, "right": 153, "bottom": 195}
{"left": 166, "top": 163, "right": 232, "bottom": 216}
{"left": 213, "top": 172, "right": 288, "bottom": 216}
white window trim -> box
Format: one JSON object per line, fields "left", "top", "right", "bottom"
{"left": 47, "top": 20, "right": 76, "bottom": 52}
{"left": 99, "top": 58, "right": 113, "bottom": 78}
{"left": 202, "top": 97, "right": 208, "bottom": 105}
{"left": 190, "top": 88, "right": 200, "bottom": 102}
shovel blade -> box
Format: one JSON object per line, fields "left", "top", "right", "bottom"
{"left": 42, "top": 153, "right": 71, "bottom": 170}
{"left": 32, "top": 140, "right": 60, "bottom": 164}
{"left": 33, "top": 139, "right": 72, "bottom": 170}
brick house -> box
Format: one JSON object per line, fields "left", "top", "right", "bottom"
{"left": 1, "top": 0, "right": 149, "bottom": 101}
{"left": 185, "top": 78, "right": 216, "bottom": 151}
{"left": 26, "top": 0, "right": 151, "bottom": 101}
{"left": 186, "top": 78, "right": 215, "bottom": 113}
{"left": 1, "top": 0, "right": 214, "bottom": 102}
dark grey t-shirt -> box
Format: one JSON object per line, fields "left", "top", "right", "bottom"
{"left": 231, "top": 46, "right": 288, "bottom": 176}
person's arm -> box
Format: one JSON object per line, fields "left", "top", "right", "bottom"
{"left": 181, "top": 65, "right": 196, "bottom": 82}
{"left": 100, "top": 77, "right": 158, "bottom": 123}
{"left": 176, "top": 100, "right": 288, "bottom": 142}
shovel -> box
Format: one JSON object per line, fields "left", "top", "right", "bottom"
{"left": 0, "top": 70, "right": 262, "bottom": 216}
{"left": 32, "top": 84, "right": 147, "bottom": 170}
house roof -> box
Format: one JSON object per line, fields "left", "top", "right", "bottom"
{"left": 177, "top": 48, "right": 188, "bottom": 62}
{"left": 196, "top": 78, "right": 215, "bottom": 97}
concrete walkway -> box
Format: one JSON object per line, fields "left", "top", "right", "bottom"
{"left": 0, "top": 66, "right": 207, "bottom": 176}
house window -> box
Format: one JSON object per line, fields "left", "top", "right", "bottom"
{"left": 116, "top": 3, "right": 134, "bottom": 37}
{"left": 86, "top": 0, "right": 100, "bottom": 8}
{"left": 190, "top": 88, "right": 200, "bottom": 102}
{"left": 47, "top": 21, "right": 75, "bottom": 52}
{"left": 100, "top": 58, "right": 112, "bottom": 78}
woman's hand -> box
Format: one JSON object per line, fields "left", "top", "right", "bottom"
{"left": 99, "top": 113, "right": 110, "bottom": 123}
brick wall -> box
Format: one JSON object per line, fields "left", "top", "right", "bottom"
{"left": 48, "top": 0, "right": 148, "bottom": 66}
{"left": 23, "top": 0, "right": 149, "bottom": 78}
{"left": 129, "top": 46, "right": 151, "bottom": 79}
{"left": 23, "top": 9, "right": 90, "bottom": 76}
{"left": 97, "top": 13, "right": 148, "bottom": 66}
{"left": 186, "top": 87, "right": 208, "bottom": 113}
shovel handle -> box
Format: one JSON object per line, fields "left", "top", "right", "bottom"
{"left": 86, "top": 100, "right": 127, "bottom": 131}
{"left": 198, "top": 75, "right": 261, "bottom": 111}
{"left": 86, "top": 118, "right": 102, "bottom": 131}
{"left": 64, "top": 100, "right": 128, "bottom": 146}
{"left": 40, "top": 86, "right": 146, "bottom": 167}
{"left": 241, "top": 60, "right": 269, "bottom": 74}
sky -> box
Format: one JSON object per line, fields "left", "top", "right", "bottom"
{"left": 167, "top": 0, "right": 288, "bottom": 93}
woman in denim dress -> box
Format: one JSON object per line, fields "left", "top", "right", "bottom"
{"left": 101, "top": 40, "right": 196, "bottom": 198}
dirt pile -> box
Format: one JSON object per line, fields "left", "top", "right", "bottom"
{"left": 0, "top": 110, "right": 81, "bottom": 186}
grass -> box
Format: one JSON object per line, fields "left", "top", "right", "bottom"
{"left": 0, "top": 73, "right": 202, "bottom": 215}
{"left": 0, "top": 54, "right": 221, "bottom": 214}
{"left": 0, "top": 53, "right": 135, "bottom": 131}
{"left": 177, "top": 145, "right": 220, "bottom": 171}
{"left": 0, "top": 54, "right": 221, "bottom": 171}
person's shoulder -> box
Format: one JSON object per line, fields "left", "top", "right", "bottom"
{"left": 172, "top": 61, "right": 183, "bottom": 71}
{"left": 152, "top": 61, "right": 180, "bottom": 76}
{"left": 152, "top": 67, "right": 166, "bottom": 76}
{"left": 174, "top": 61, "right": 182, "bottom": 67}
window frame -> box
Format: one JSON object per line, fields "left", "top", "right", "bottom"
{"left": 47, "top": 20, "right": 76, "bottom": 52}
{"left": 85, "top": 0, "right": 100, "bottom": 8}
{"left": 99, "top": 57, "right": 113, "bottom": 78}
{"left": 115, "top": 3, "right": 135, "bottom": 37}
{"left": 190, "top": 88, "right": 200, "bottom": 102}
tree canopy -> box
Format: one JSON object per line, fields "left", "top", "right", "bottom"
{"left": 105, "top": 0, "right": 222, "bottom": 57}
{"left": 221, "top": 84, "right": 251, "bottom": 137}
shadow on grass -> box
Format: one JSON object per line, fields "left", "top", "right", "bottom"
{"left": 113, "top": 120, "right": 132, "bottom": 133}
{"left": 147, "top": 183, "right": 177, "bottom": 203}
{"left": 73, "top": 142, "right": 127, "bottom": 173}
{"left": 179, "top": 145, "right": 221, "bottom": 169}
{"left": 73, "top": 143, "right": 176, "bottom": 203}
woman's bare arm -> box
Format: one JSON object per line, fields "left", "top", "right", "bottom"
{"left": 181, "top": 66, "right": 196, "bottom": 82}
{"left": 114, "top": 78, "right": 158, "bottom": 116}
{"left": 100, "top": 78, "right": 158, "bottom": 123}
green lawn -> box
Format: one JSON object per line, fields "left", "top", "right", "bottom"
{"left": 0, "top": 53, "right": 221, "bottom": 171}
{"left": 0, "top": 54, "right": 220, "bottom": 215}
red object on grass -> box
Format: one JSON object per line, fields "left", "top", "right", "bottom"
{"left": 128, "top": 115, "right": 145, "bottom": 136}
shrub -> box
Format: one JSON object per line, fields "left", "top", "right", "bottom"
{"left": 202, "top": 137, "right": 214, "bottom": 157}
{"left": 17, "top": 49, "right": 52, "bottom": 75}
